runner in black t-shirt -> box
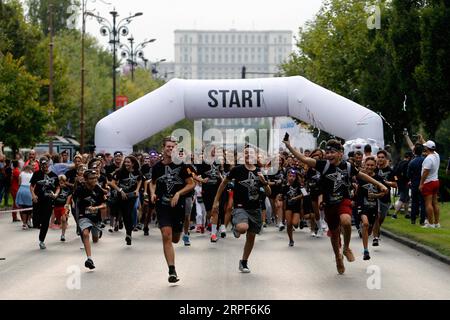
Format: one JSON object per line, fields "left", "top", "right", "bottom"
{"left": 372, "top": 150, "right": 397, "bottom": 247}
{"left": 355, "top": 157, "right": 385, "bottom": 261}
{"left": 111, "top": 156, "right": 142, "bottom": 246}
{"left": 212, "top": 146, "right": 271, "bottom": 274}
{"left": 281, "top": 169, "right": 303, "bottom": 247}
{"left": 89, "top": 159, "right": 108, "bottom": 227}
{"left": 30, "top": 157, "right": 60, "bottom": 250}
{"left": 195, "top": 148, "right": 223, "bottom": 243}
{"left": 150, "top": 137, "right": 195, "bottom": 283}
{"left": 267, "top": 156, "right": 286, "bottom": 231}
{"left": 305, "top": 149, "right": 325, "bottom": 237}
{"left": 73, "top": 170, "right": 106, "bottom": 270}
{"left": 142, "top": 151, "right": 159, "bottom": 236}
{"left": 175, "top": 149, "right": 197, "bottom": 246}
{"left": 284, "top": 139, "right": 387, "bottom": 275}
{"left": 65, "top": 155, "right": 83, "bottom": 189}
{"left": 54, "top": 175, "right": 73, "bottom": 242}
{"left": 105, "top": 151, "right": 124, "bottom": 232}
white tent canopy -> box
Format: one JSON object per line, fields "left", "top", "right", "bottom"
{"left": 95, "top": 76, "right": 384, "bottom": 154}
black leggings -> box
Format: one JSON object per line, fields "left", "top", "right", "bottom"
{"left": 36, "top": 200, "right": 54, "bottom": 242}
{"left": 118, "top": 198, "right": 136, "bottom": 237}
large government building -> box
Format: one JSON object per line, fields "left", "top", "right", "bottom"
{"left": 158, "top": 29, "right": 293, "bottom": 80}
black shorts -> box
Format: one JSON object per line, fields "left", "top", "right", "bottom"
{"left": 359, "top": 206, "right": 378, "bottom": 226}
{"left": 156, "top": 202, "right": 185, "bottom": 234}
{"left": 286, "top": 200, "right": 301, "bottom": 213}
{"left": 302, "top": 196, "right": 313, "bottom": 214}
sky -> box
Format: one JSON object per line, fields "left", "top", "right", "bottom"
{"left": 83, "top": 0, "right": 324, "bottom": 62}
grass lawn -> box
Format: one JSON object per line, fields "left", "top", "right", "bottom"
{"left": 383, "top": 201, "right": 450, "bottom": 258}
{"left": 0, "top": 194, "right": 13, "bottom": 209}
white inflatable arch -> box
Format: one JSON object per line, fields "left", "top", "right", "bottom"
{"left": 95, "top": 76, "right": 384, "bottom": 155}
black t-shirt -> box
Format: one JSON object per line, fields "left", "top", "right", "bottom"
{"left": 315, "top": 160, "right": 359, "bottom": 205}
{"left": 141, "top": 164, "right": 153, "bottom": 181}
{"left": 152, "top": 161, "right": 192, "bottom": 206}
{"left": 105, "top": 163, "right": 120, "bottom": 181}
{"left": 196, "top": 162, "right": 222, "bottom": 191}
{"left": 281, "top": 181, "right": 302, "bottom": 208}
{"left": 268, "top": 168, "right": 286, "bottom": 197}
{"left": 356, "top": 174, "right": 383, "bottom": 210}
{"left": 394, "top": 160, "right": 410, "bottom": 187}
{"left": 112, "top": 169, "right": 143, "bottom": 194}
{"left": 54, "top": 186, "right": 72, "bottom": 206}
{"left": 377, "top": 166, "right": 395, "bottom": 203}
{"left": 30, "top": 170, "right": 59, "bottom": 200}
{"left": 73, "top": 184, "right": 106, "bottom": 222}
{"left": 228, "top": 165, "right": 264, "bottom": 210}
{"left": 305, "top": 167, "right": 321, "bottom": 196}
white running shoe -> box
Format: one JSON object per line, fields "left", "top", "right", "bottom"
{"left": 219, "top": 225, "right": 227, "bottom": 238}
{"left": 435, "top": 223, "right": 441, "bottom": 229}
{"left": 310, "top": 231, "right": 317, "bottom": 238}
{"left": 421, "top": 223, "right": 435, "bottom": 229}
{"left": 316, "top": 229, "right": 323, "bottom": 238}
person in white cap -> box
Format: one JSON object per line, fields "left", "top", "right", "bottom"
{"left": 420, "top": 141, "right": 441, "bottom": 228}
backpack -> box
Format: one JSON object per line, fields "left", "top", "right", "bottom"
{"left": 394, "top": 160, "right": 409, "bottom": 183}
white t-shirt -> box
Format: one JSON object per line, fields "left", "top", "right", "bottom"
{"left": 422, "top": 152, "right": 440, "bottom": 184}
{"left": 19, "top": 172, "right": 33, "bottom": 187}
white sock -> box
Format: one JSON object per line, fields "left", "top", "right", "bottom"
{"left": 395, "top": 200, "right": 404, "bottom": 212}
{"left": 212, "top": 224, "right": 217, "bottom": 234}
{"left": 316, "top": 220, "right": 321, "bottom": 229}
{"left": 87, "top": 256, "right": 92, "bottom": 260}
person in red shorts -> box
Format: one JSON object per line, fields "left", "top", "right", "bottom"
{"left": 420, "top": 141, "right": 441, "bottom": 228}
{"left": 284, "top": 138, "right": 388, "bottom": 275}
{"left": 54, "top": 175, "right": 73, "bottom": 241}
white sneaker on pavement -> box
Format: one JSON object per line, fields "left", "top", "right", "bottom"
{"left": 219, "top": 225, "right": 227, "bottom": 238}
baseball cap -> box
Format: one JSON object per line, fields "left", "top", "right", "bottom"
{"left": 39, "top": 157, "right": 49, "bottom": 165}
{"left": 423, "top": 141, "right": 436, "bottom": 150}
{"left": 114, "top": 151, "right": 123, "bottom": 157}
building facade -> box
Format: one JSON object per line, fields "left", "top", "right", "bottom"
{"left": 161, "top": 29, "right": 293, "bottom": 80}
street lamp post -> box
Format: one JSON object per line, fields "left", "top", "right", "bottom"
{"left": 48, "top": 0, "right": 55, "bottom": 154}
{"left": 88, "top": 9, "right": 143, "bottom": 112}
{"left": 120, "top": 36, "right": 156, "bottom": 82}
{"left": 78, "top": 0, "right": 112, "bottom": 153}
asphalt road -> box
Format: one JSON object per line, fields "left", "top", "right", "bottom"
{"left": 0, "top": 212, "right": 449, "bottom": 300}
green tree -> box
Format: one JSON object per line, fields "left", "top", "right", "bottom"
{"left": 0, "top": 0, "right": 42, "bottom": 60}
{"left": 281, "top": 0, "right": 436, "bottom": 152}
{"left": 26, "top": 0, "right": 75, "bottom": 36}
{"left": 414, "top": 0, "right": 450, "bottom": 139}
{"left": 282, "top": 0, "right": 371, "bottom": 98}
{"left": 0, "top": 53, "right": 49, "bottom": 154}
